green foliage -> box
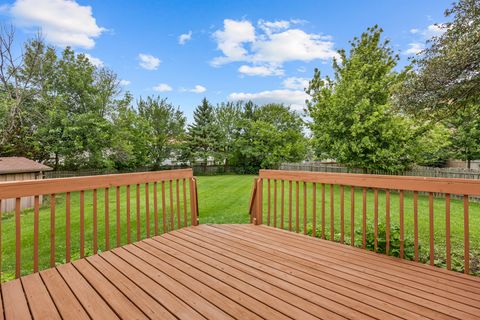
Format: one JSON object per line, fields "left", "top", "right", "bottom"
{"left": 138, "top": 96, "right": 186, "bottom": 167}
{"left": 307, "top": 26, "right": 416, "bottom": 172}
{"left": 396, "top": 0, "right": 480, "bottom": 120}
{"left": 232, "top": 103, "right": 307, "bottom": 171}
{"left": 187, "top": 98, "right": 222, "bottom": 164}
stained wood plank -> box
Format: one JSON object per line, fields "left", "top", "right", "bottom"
{"left": 40, "top": 265, "right": 90, "bottom": 319}
{"left": 2, "top": 279, "right": 31, "bottom": 320}
{"left": 21, "top": 273, "right": 60, "bottom": 320}
{"left": 56, "top": 263, "right": 119, "bottom": 319}
{"left": 99, "top": 250, "right": 205, "bottom": 320}
{"left": 86, "top": 255, "right": 176, "bottom": 320}
{"left": 72, "top": 259, "right": 147, "bottom": 319}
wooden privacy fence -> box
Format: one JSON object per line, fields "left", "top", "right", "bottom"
{"left": 0, "top": 169, "right": 198, "bottom": 281}
{"left": 250, "top": 169, "right": 480, "bottom": 275}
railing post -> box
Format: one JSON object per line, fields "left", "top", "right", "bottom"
{"left": 249, "top": 178, "right": 258, "bottom": 224}
{"left": 190, "top": 177, "right": 199, "bottom": 226}
{"left": 255, "top": 178, "right": 263, "bottom": 225}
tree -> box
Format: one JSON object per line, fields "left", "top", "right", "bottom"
{"left": 306, "top": 25, "right": 415, "bottom": 172}
{"left": 233, "top": 103, "right": 307, "bottom": 171}
{"left": 214, "top": 101, "right": 243, "bottom": 167}
{"left": 137, "top": 96, "right": 186, "bottom": 167}
{"left": 187, "top": 98, "right": 222, "bottom": 165}
{"left": 446, "top": 106, "right": 480, "bottom": 168}
{"left": 396, "top": 0, "right": 480, "bottom": 121}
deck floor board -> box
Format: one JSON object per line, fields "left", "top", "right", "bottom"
{"left": 2, "top": 224, "right": 480, "bottom": 319}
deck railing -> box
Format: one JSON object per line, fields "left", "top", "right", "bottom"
{"left": 0, "top": 169, "right": 198, "bottom": 281}
{"left": 250, "top": 169, "right": 480, "bottom": 275}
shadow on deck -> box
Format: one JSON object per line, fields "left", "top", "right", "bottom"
{"left": 2, "top": 224, "right": 480, "bottom": 320}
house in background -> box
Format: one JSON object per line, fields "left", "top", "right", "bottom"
{"left": 0, "top": 157, "right": 52, "bottom": 212}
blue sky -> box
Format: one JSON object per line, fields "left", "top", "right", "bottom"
{"left": 0, "top": 0, "right": 451, "bottom": 119}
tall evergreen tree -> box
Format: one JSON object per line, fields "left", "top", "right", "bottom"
{"left": 187, "top": 98, "right": 222, "bottom": 165}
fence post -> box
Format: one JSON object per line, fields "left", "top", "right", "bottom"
{"left": 255, "top": 178, "right": 263, "bottom": 225}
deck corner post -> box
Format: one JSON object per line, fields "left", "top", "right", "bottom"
{"left": 255, "top": 178, "right": 263, "bottom": 225}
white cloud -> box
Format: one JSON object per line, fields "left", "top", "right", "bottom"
{"left": 410, "top": 28, "right": 419, "bottom": 34}
{"left": 83, "top": 53, "right": 103, "bottom": 67}
{"left": 423, "top": 24, "right": 445, "bottom": 38}
{"left": 10, "top": 0, "right": 105, "bottom": 49}
{"left": 212, "top": 19, "right": 256, "bottom": 66}
{"left": 178, "top": 31, "right": 192, "bottom": 45}
{"left": 228, "top": 89, "right": 308, "bottom": 110}
{"left": 282, "top": 77, "right": 309, "bottom": 90}
{"left": 404, "top": 42, "right": 425, "bottom": 55}
{"left": 190, "top": 85, "right": 206, "bottom": 93}
{"left": 297, "top": 66, "right": 307, "bottom": 73}
{"left": 238, "top": 64, "right": 284, "bottom": 76}
{"left": 119, "top": 80, "right": 131, "bottom": 86}
{"left": 153, "top": 83, "right": 173, "bottom": 92}
{"left": 138, "top": 53, "right": 161, "bottom": 70}
{"left": 212, "top": 19, "right": 337, "bottom": 76}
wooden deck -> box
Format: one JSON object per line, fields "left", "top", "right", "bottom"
{"left": 2, "top": 224, "right": 480, "bottom": 320}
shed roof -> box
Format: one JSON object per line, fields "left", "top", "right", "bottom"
{"left": 0, "top": 157, "right": 53, "bottom": 174}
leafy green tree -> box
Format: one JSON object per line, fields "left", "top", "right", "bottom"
{"left": 137, "top": 96, "right": 186, "bottom": 167}
{"left": 214, "top": 101, "right": 243, "bottom": 167}
{"left": 233, "top": 103, "right": 307, "bottom": 171}
{"left": 396, "top": 0, "right": 480, "bottom": 120}
{"left": 187, "top": 98, "right": 222, "bottom": 165}
{"left": 306, "top": 25, "right": 415, "bottom": 172}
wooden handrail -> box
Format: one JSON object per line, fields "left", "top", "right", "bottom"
{"left": 253, "top": 169, "right": 478, "bottom": 276}
{"left": 0, "top": 169, "right": 198, "bottom": 281}
{"left": 260, "top": 169, "right": 480, "bottom": 195}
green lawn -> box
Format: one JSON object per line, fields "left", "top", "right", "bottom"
{"left": 1, "top": 174, "right": 479, "bottom": 281}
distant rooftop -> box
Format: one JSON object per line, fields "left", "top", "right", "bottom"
{"left": 0, "top": 157, "right": 52, "bottom": 174}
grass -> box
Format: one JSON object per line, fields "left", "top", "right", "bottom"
{"left": 1, "top": 174, "right": 479, "bottom": 281}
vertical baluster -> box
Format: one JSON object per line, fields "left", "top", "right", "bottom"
{"left": 126, "top": 185, "right": 131, "bottom": 244}
{"left": 303, "top": 182, "right": 307, "bottom": 235}
{"left": 281, "top": 180, "right": 285, "bottom": 229}
{"left": 322, "top": 183, "right": 326, "bottom": 239}
{"left": 33, "top": 196, "right": 39, "bottom": 273}
{"left": 183, "top": 179, "right": 187, "bottom": 228}
{"left": 267, "top": 179, "right": 271, "bottom": 226}
{"left": 295, "top": 181, "right": 299, "bottom": 233}
{"left": 145, "top": 183, "right": 150, "bottom": 237}
{"left": 50, "top": 194, "right": 56, "bottom": 267}
{"left": 66, "top": 192, "right": 71, "bottom": 263}
{"left": 350, "top": 186, "right": 355, "bottom": 247}
{"left": 340, "top": 185, "right": 344, "bottom": 244}
{"left": 0, "top": 199, "right": 2, "bottom": 281}
{"left": 104, "top": 188, "right": 109, "bottom": 251}
{"left": 445, "top": 193, "right": 451, "bottom": 270}
{"left": 176, "top": 180, "right": 181, "bottom": 229}
{"left": 154, "top": 182, "right": 159, "bottom": 235}
{"left": 385, "top": 190, "right": 390, "bottom": 255}
{"left": 273, "top": 180, "right": 277, "bottom": 228}
{"left": 362, "top": 187, "right": 366, "bottom": 249}
{"left": 136, "top": 184, "right": 141, "bottom": 241}
{"left": 330, "top": 184, "right": 334, "bottom": 241}
{"left": 80, "top": 190, "right": 85, "bottom": 258}
{"left": 312, "top": 183, "right": 317, "bottom": 238}
{"left": 162, "top": 181, "right": 167, "bottom": 232}
{"left": 255, "top": 178, "right": 263, "bottom": 225}
{"left": 374, "top": 189, "right": 378, "bottom": 252}
{"left": 464, "top": 195, "right": 469, "bottom": 274}
{"left": 169, "top": 180, "right": 174, "bottom": 230}
{"left": 93, "top": 189, "right": 98, "bottom": 254}
{"left": 428, "top": 192, "right": 434, "bottom": 266}
{"left": 116, "top": 186, "right": 121, "bottom": 247}
{"left": 189, "top": 178, "right": 196, "bottom": 226}
{"left": 400, "top": 190, "right": 404, "bottom": 259}
{"left": 16, "top": 197, "right": 21, "bottom": 278}
{"left": 288, "top": 180, "right": 292, "bottom": 231}
{"left": 414, "top": 191, "right": 419, "bottom": 262}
